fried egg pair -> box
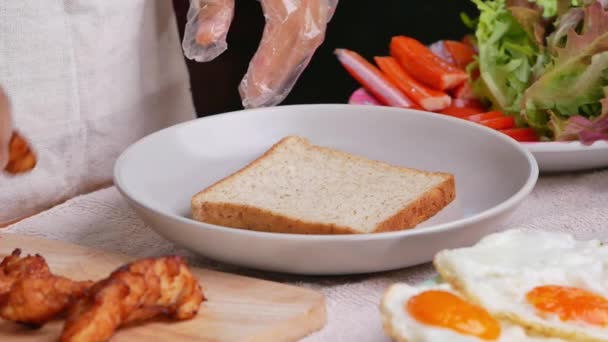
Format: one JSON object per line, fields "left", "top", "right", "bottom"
{"left": 435, "top": 229, "right": 608, "bottom": 342}
{"left": 381, "top": 283, "right": 562, "bottom": 341}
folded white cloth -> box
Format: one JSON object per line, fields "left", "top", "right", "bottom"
{"left": 0, "top": 0, "right": 195, "bottom": 225}
{"left": 6, "top": 169, "right": 608, "bottom": 341}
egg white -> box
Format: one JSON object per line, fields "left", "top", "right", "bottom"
{"left": 380, "top": 283, "right": 562, "bottom": 342}
{"left": 434, "top": 228, "right": 608, "bottom": 342}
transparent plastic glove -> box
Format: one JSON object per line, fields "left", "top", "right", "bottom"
{"left": 182, "top": 0, "right": 339, "bottom": 108}
{"left": 0, "top": 86, "right": 13, "bottom": 171}
{"left": 183, "top": 0, "right": 235, "bottom": 62}
{"left": 239, "top": 0, "right": 338, "bottom": 108}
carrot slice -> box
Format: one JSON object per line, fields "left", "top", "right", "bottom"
{"left": 390, "top": 36, "right": 468, "bottom": 91}
{"left": 444, "top": 40, "right": 476, "bottom": 69}
{"left": 439, "top": 106, "right": 485, "bottom": 118}
{"left": 335, "top": 49, "right": 419, "bottom": 108}
{"left": 499, "top": 128, "right": 539, "bottom": 142}
{"left": 466, "top": 111, "right": 504, "bottom": 123}
{"left": 375, "top": 56, "right": 451, "bottom": 111}
{"left": 480, "top": 116, "right": 515, "bottom": 130}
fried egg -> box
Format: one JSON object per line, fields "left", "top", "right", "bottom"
{"left": 380, "top": 283, "right": 562, "bottom": 341}
{"left": 434, "top": 229, "right": 608, "bottom": 341}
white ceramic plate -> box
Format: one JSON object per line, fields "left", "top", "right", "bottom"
{"left": 524, "top": 141, "right": 608, "bottom": 173}
{"left": 114, "top": 104, "right": 538, "bottom": 275}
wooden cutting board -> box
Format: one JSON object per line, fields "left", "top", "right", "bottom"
{"left": 0, "top": 234, "right": 326, "bottom": 342}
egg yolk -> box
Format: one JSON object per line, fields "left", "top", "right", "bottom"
{"left": 407, "top": 290, "right": 501, "bottom": 340}
{"left": 526, "top": 285, "right": 608, "bottom": 326}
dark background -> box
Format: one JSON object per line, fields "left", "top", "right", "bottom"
{"left": 171, "top": 1, "right": 478, "bottom": 117}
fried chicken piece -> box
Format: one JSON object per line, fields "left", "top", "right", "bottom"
{"left": 0, "top": 83, "right": 36, "bottom": 174}
{"left": 0, "top": 249, "right": 93, "bottom": 326}
{"left": 0, "top": 276, "right": 93, "bottom": 326}
{"left": 60, "top": 256, "right": 205, "bottom": 342}
{"left": 5, "top": 131, "right": 37, "bottom": 174}
{"left": 0, "top": 249, "right": 50, "bottom": 295}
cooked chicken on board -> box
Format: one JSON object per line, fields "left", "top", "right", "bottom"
{"left": 0, "top": 249, "right": 205, "bottom": 341}
{"left": 0, "top": 276, "right": 92, "bottom": 326}
{"left": 60, "top": 256, "right": 205, "bottom": 342}
{"left": 0, "top": 249, "right": 92, "bottom": 326}
{"left": 0, "top": 249, "right": 49, "bottom": 294}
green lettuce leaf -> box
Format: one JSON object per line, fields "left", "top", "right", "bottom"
{"left": 602, "top": 86, "right": 608, "bottom": 115}
{"left": 523, "top": 1, "right": 608, "bottom": 133}
{"left": 553, "top": 2, "right": 608, "bottom": 64}
{"left": 572, "top": 0, "right": 607, "bottom": 7}
{"left": 512, "top": 0, "right": 575, "bottom": 17}
{"left": 532, "top": 0, "right": 604, "bottom": 16}
{"left": 507, "top": 0, "right": 558, "bottom": 17}
{"left": 508, "top": 5, "right": 547, "bottom": 45}
{"left": 552, "top": 88, "right": 608, "bottom": 142}
{"left": 547, "top": 7, "right": 584, "bottom": 51}
{"left": 549, "top": 110, "right": 576, "bottom": 139}
{"left": 534, "top": 0, "right": 559, "bottom": 17}
{"left": 470, "top": 0, "right": 542, "bottom": 116}
{"left": 530, "top": 52, "right": 608, "bottom": 113}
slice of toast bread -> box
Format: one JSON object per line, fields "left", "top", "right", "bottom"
{"left": 191, "top": 136, "right": 455, "bottom": 234}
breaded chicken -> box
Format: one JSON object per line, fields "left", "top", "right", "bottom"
{"left": 0, "top": 249, "right": 93, "bottom": 326}
{"left": 0, "top": 249, "right": 49, "bottom": 295}
{"left": 0, "top": 276, "right": 93, "bottom": 326}
{"left": 60, "top": 256, "right": 205, "bottom": 342}
{"left": 5, "top": 132, "right": 37, "bottom": 174}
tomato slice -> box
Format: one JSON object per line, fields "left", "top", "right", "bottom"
{"left": 466, "top": 111, "right": 504, "bottom": 123}
{"left": 439, "top": 106, "right": 485, "bottom": 118}
{"left": 480, "top": 116, "right": 515, "bottom": 130}
{"left": 452, "top": 98, "right": 485, "bottom": 109}
{"left": 444, "top": 40, "right": 476, "bottom": 69}
{"left": 451, "top": 82, "right": 478, "bottom": 101}
{"left": 499, "top": 128, "right": 539, "bottom": 142}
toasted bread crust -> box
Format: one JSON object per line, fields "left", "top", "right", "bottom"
{"left": 193, "top": 174, "right": 455, "bottom": 235}
{"left": 191, "top": 136, "right": 456, "bottom": 234}
{"left": 192, "top": 202, "right": 359, "bottom": 234}
{"left": 375, "top": 175, "right": 455, "bottom": 232}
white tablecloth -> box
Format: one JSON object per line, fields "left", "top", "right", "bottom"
{"left": 6, "top": 169, "right": 608, "bottom": 341}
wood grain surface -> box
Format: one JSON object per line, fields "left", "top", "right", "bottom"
{"left": 0, "top": 233, "right": 327, "bottom": 342}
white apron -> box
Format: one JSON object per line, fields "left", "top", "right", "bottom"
{"left": 0, "top": 0, "right": 195, "bottom": 224}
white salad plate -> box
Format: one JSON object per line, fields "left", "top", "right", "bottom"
{"left": 114, "top": 104, "right": 538, "bottom": 275}
{"left": 524, "top": 141, "right": 608, "bottom": 173}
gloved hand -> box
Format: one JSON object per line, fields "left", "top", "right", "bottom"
{"left": 182, "top": 0, "right": 339, "bottom": 108}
